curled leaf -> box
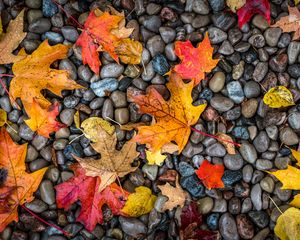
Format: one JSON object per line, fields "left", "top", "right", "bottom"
{"left": 74, "top": 111, "right": 80, "bottom": 129}
{"left": 115, "top": 38, "right": 143, "bottom": 64}
{"left": 263, "top": 86, "right": 295, "bottom": 108}
{"left": 216, "top": 133, "right": 236, "bottom": 154}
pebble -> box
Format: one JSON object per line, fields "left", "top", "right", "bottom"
{"left": 142, "top": 164, "right": 158, "bottom": 181}
{"left": 218, "top": 40, "right": 234, "bottom": 55}
{"left": 207, "top": 213, "right": 220, "bottom": 230}
{"left": 211, "top": 12, "right": 236, "bottom": 31}
{"left": 253, "top": 131, "right": 270, "bottom": 153}
{"left": 255, "top": 159, "right": 272, "bottom": 170}
{"left": 208, "top": 27, "right": 227, "bottom": 44}
{"left": 60, "top": 109, "right": 75, "bottom": 126}
{"left": 250, "top": 184, "right": 262, "bottom": 211}
{"left": 178, "top": 162, "right": 194, "bottom": 177}
{"left": 25, "top": 199, "right": 48, "bottom": 213}
{"left": 39, "top": 180, "right": 55, "bottom": 205}
{"left": 269, "top": 53, "right": 288, "bottom": 73}
{"left": 28, "top": 18, "right": 51, "bottom": 34}
{"left": 219, "top": 213, "right": 239, "bottom": 240}
{"left": 91, "top": 78, "right": 119, "bottom": 97}
{"left": 241, "top": 99, "right": 258, "bottom": 118}
{"left": 165, "top": 43, "right": 177, "bottom": 61}
{"left": 248, "top": 211, "right": 269, "bottom": 228}
{"left": 223, "top": 153, "right": 243, "bottom": 171}
{"left": 61, "top": 26, "right": 79, "bottom": 42}
{"left": 228, "top": 197, "right": 241, "bottom": 214}
{"left": 100, "top": 64, "right": 124, "bottom": 79}
{"left": 248, "top": 34, "right": 265, "bottom": 48}
{"left": 141, "top": 15, "right": 161, "bottom": 33}
{"left": 209, "top": 72, "right": 225, "bottom": 92}
{"left": 19, "top": 124, "right": 35, "bottom": 141}
{"left": 244, "top": 81, "right": 261, "bottom": 98}
{"left": 115, "top": 108, "right": 129, "bottom": 124}
{"left": 42, "top": 0, "right": 58, "bottom": 17}
{"left": 119, "top": 216, "right": 147, "bottom": 238}
{"left": 212, "top": 199, "right": 227, "bottom": 212}
{"left": 231, "top": 126, "right": 250, "bottom": 140}
{"left": 192, "top": 0, "right": 210, "bottom": 14}
{"left": 210, "top": 96, "right": 234, "bottom": 112}
{"left": 180, "top": 174, "right": 206, "bottom": 198}
{"left": 239, "top": 142, "right": 257, "bottom": 164}
{"left": 253, "top": 62, "right": 268, "bottom": 82}
{"left": 26, "top": 0, "right": 42, "bottom": 8}
{"left": 260, "top": 176, "right": 274, "bottom": 193}
{"left": 206, "top": 143, "right": 226, "bottom": 157}
{"left": 236, "top": 214, "right": 254, "bottom": 239}
{"left": 209, "top": 0, "right": 224, "bottom": 12}
{"left": 152, "top": 54, "right": 170, "bottom": 75}
{"left": 241, "top": 198, "right": 252, "bottom": 213}
{"left": 159, "top": 27, "right": 176, "bottom": 43}
{"left": 146, "top": 35, "right": 165, "bottom": 57}
{"left": 197, "top": 197, "right": 214, "bottom": 214}
{"left": 288, "top": 112, "right": 300, "bottom": 129}
{"left": 222, "top": 170, "right": 242, "bottom": 187}
{"left": 227, "top": 81, "right": 244, "bottom": 104}
{"left": 280, "top": 127, "right": 299, "bottom": 145}
{"left": 264, "top": 27, "right": 282, "bottom": 47}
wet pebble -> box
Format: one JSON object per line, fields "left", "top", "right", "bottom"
{"left": 280, "top": 127, "right": 299, "bottom": 145}
{"left": 180, "top": 174, "right": 206, "bottom": 198}
{"left": 222, "top": 170, "right": 242, "bottom": 187}
{"left": 39, "top": 180, "right": 55, "bottom": 205}
{"left": 210, "top": 96, "right": 234, "bottom": 112}
{"left": 152, "top": 54, "right": 170, "bottom": 75}
{"left": 239, "top": 142, "right": 257, "bottom": 164}
{"left": 100, "top": 64, "right": 124, "bottom": 79}
{"left": 219, "top": 213, "right": 239, "bottom": 240}
{"left": 91, "top": 78, "right": 119, "bottom": 97}
{"left": 248, "top": 211, "right": 269, "bottom": 228}
{"left": 119, "top": 216, "right": 147, "bottom": 238}
{"left": 223, "top": 153, "right": 243, "bottom": 171}
{"left": 236, "top": 214, "right": 254, "bottom": 239}
{"left": 227, "top": 81, "right": 244, "bottom": 104}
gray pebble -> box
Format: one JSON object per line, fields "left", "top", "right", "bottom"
{"left": 91, "top": 78, "right": 119, "bottom": 97}
{"left": 100, "top": 63, "right": 124, "bottom": 79}
{"left": 227, "top": 81, "right": 244, "bottom": 104}
{"left": 251, "top": 184, "right": 262, "bottom": 211}
{"left": 206, "top": 143, "right": 226, "bottom": 157}
{"left": 61, "top": 26, "right": 79, "bottom": 42}
{"left": 219, "top": 213, "right": 239, "bottom": 240}
{"left": 210, "top": 96, "right": 234, "bottom": 112}
{"left": 60, "top": 109, "right": 75, "bottom": 126}
{"left": 239, "top": 142, "right": 257, "bottom": 164}
{"left": 146, "top": 35, "right": 165, "bottom": 57}
{"left": 119, "top": 216, "right": 147, "bottom": 238}
{"left": 28, "top": 18, "right": 51, "bottom": 34}
{"left": 39, "top": 180, "right": 55, "bottom": 205}
{"left": 280, "top": 127, "right": 299, "bottom": 145}
{"left": 224, "top": 153, "right": 243, "bottom": 170}
{"left": 264, "top": 27, "right": 282, "bottom": 47}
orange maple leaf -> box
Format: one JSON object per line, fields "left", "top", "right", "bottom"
{"left": 0, "top": 128, "right": 47, "bottom": 231}
{"left": 25, "top": 99, "right": 66, "bottom": 138}
{"left": 173, "top": 33, "right": 219, "bottom": 85}
{"left": 129, "top": 72, "right": 206, "bottom": 153}
{"left": 196, "top": 160, "right": 224, "bottom": 190}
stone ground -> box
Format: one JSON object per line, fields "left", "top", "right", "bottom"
{"left": 0, "top": 0, "right": 299, "bottom": 239}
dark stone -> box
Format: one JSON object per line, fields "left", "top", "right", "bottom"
{"left": 222, "top": 170, "right": 243, "bottom": 187}
{"left": 63, "top": 143, "right": 84, "bottom": 160}
{"left": 248, "top": 211, "right": 269, "bottom": 228}
{"left": 207, "top": 213, "right": 220, "bottom": 230}
{"left": 152, "top": 54, "right": 170, "bottom": 75}
{"left": 180, "top": 174, "right": 206, "bottom": 198}
{"left": 43, "top": 0, "right": 58, "bottom": 17}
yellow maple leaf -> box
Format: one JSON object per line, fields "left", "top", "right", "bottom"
{"left": 290, "top": 148, "right": 300, "bottom": 167}
{"left": 0, "top": 109, "right": 7, "bottom": 127}
{"left": 146, "top": 150, "right": 167, "bottom": 166}
{"left": 275, "top": 207, "right": 300, "bottom": 240}
{"left": 267, "top": 165, "right": 300, "bottom": 190}
{"left": 290, "top": 194, "right": 300, "bottom": 208}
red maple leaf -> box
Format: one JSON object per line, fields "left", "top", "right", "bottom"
{"left": 237, "top": 0, "right": 270, "bottom": 29}
{"left": 173, "top": 33, "right": 219, "bottom": 86}
{"left": 180, "top": 202, "right": 220, "bottom": 240}
{"left": 195, "top": 160, "right": 224, "bottom": 190}
{"left": 55, "top": 164, "right": 128, "bottom": 232}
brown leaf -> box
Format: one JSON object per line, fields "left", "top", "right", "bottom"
{"left": 115, "top": 38, "right": 143, "bottom": 64}
{"left": 216, "top": 133, "right": 236, "bottom": 154}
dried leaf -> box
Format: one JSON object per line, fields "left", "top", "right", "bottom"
{"left": 129, "top": 72, "right": 206, "bottom": 153}
{"left": 81, "top": 117, "right": 115, "bottom": 141}
{"left": 158, "top": 177, "right": 187, "bottom": 211}
{"left": 121, "top": 186, "right": 156, "bottom": 217}
{"left": 24, "top": 100, "right": 66, "bottom": 138}
{"left": 115, "top": 38, "right": 143, "bottom": 64}
{"left": 55, "top": 164, "right": 128, "bottom": 232}
{"left": 10, "top": 40, "right": 82, "bottom": 120}
{"left": 196, "top": 160, "right": 224, "bottom": 190}
{"left": 0, "top": 10, "right": 26, "bottom": 64}
{"left": 271, "top": 6, "right": 300, "bottom": 40}
{"left": 0, "top": 128, "right": 47, "bottom": 231}
{"left": 0, "top": 186, "right": 17, "bottom": 214}
{"left": 146, "top": 150, "right": 167, "bottom": 166}
{"left": 237, "top": 0, "right": 270, "bottom": 28}
{"left": 226, "top": 0, "right": 246, "bottom": 12}
{"left": 0, "top": 109, "right": 7, "bottom": 127}
{"left": 267, "top": 165, "right": 300, "bottom": 190}
{"left": 263, "top": 86, "right": 295, "bottom": 108}
{"left": 274, "top": 207, "right": 300, "bottom": 240}
{"left": 216, "top": 133, "right": 236, "bottom": 154}
{"left": 74, "top": 119, "right": 139, "bottom": 192}
{"left": 174, "top": 33, "right": 219, "bottom": 85}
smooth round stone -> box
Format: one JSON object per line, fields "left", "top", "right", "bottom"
{"left": 236, "top": 214, "right": 254, "bottom": 239}
{"left": 260, "top": 176, "right": 274, "bottom": 193}
{"left": 248, "top": 34, "right": 265, "bottom": 48}
{"left": 250, "top": 184, "right": 262, "bottom": 211}
{"left": 219, "top": 213, "right": 239, "bottom": 240}
{"left": 152, "top": 54, "right": 170, "bottom": 75}
{"left": 141, "top": 62, "right": 155, "bottom": 81}
{"left": 231, "top": 126, "right": 249, "bottom": 140}
{"left": 248, "top": 211, "right": 269, "bottom": 228}
{"left": 59, "top": 59, "right": 77, "bottom": 80}
{"left": 146, "top": 3, "right": 161, "bottom": 15}
{"left": 218, "top": 40, "right": 234, "bottom": 55}
{"left": 26, "top": 145, "right": 39, "bottom": 162}
{"left": 208, "top": 27, "right": 227, "bottom": 44}
{"left": 45, "top": 167, "right": 60, "bottom": 183}
{"left": 222, "top": 170, "right": 242, "bottom": 187}
{"left": 209, "top": 0, "right": 225, "bottom": 11}
{"left": 192, "top": 15, "right": 211, "bottom": 28}
{"left": 228, "top": 197, "right": 241, "bottom": 214}
{"left": 252, "top": 15, "right": 269, "bottom": 30}
{"left": 211, "top": 13, "right": 236, "bottom": 31}
{"left": 61, "top": 26, "right": 79, "bottom": 42}
{"left": 19, "top": 123, "right": 35, "bottom": 141}
{"left": 39, "top": 180, "right": 55, "bottom": 205}
{"left": 147, "top": 35, "right": 165, "bottom": 57}
{"left": 43, "top": 0, "right": 58, "bottom": 17}
{"left": 210, "top": 96, "right": 234, "bottom": 112}
{"left": 264, "top": 27, "right": 282, "bottom": 47}
{"left": 63, "top": 95, "right": 79, "bottom": 108}
{"left": 42, "top": 32, "right": 64, "bottom": 44}
{"left": 180, "top": 175, "right": 206, "bottom": 198}
{"left": 241, "top": 99, "right": 258, "bottom": 118}
{"left": 159, "top": 27, "right": 176, "bottom": 44}
{"left": 141, "top": 15, "right": 161, "bottom": 33}
{"left": 239, "top": 142, "right": 257, "bottom": 164}
{"left": 197, "top": 197, "right": 214, "bottom": 214}
{"left": 288, "top": 112, "right": 300, "bottom": 129}
{"left": 193, "top": 0, "right": 210, "bottom": 14}
{"left": 32, "top": 135, "right": 48, "bottom": 151}
{"left": 100, "top": 64, "right": 124, "bottom": 79}
{"left": 253, "top": 62, "right": 268, "bottom": 82}
{"left": 209, "top": 72, "right": 225, "bottom": 92}
{"left": 102, "top": 99, "right": 114, "bottom": 120}
{"left": 119, "top": 217, "right": 147, "bottom": 238}
{"left": 253, "top": 131, "right": 270, "bottom": 153}
{"left": 53, "top": 139, "right": 68, "bottom": 150}
{"left": 207, "top": 213, "right": 220, "bottom": 230}
{"left": 212, "top": 199, "right": 227, "bottom": 212}
{"left": 227, "top": 81, "right": 244, "bottom": 104}
{"left": 110, "top": 91, "right": 127, "bottom": 108}
{"left": 178, "top": 162, "right": 195, "bottom": 177}
{"left": 241, "top": 198, "right": 252, "bottom": 213}
{"left": 27, "top": 9, "right": 43, "bottom": 23}
{"left": 288, "top": 41, "right": 300, "bottom": 64}
{"left": 91, "top": 78, "right": 119, "bottom": 97}
{"left": 274, "top": 183, "right": 292, "bottom": 201}
{"left": 280, "top": 127, "right": 299, "bottom": 145}
{"left": 255, "top": 159, "right": 272, "bottom": 170}
{"left": 228, "top": 28, "right": 242, "bottom": 45}
{"left": 223, "top": 153, "right": 243, "bottom": 170}
{"left": 26, "top": 0, "right": 42, "bottom": 8}
{"left": 142, "top": 164, "right": 158, "bottom": 181}
{"left": 165, "top": 43, "right": 177, "bottom": 61}
{"left": 114, "top": 108, "right": 129, "bottom": 124}
{"left": 28, "top": 18, "right": 51, "bottom": 34}
{"left": 60, "top": 109, "right": 75, "bottom": 126}
{"left": 269, "top": 54, "right": 288, "bottom": 73}
{"left": 205, "top": 143, "right": 226, "bottom": 157}
{"left": 244, "top": 81, "right": 260, "bottom": 98}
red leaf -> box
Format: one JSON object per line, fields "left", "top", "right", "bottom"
{"left": 196, "top": 160, "right": 224, "bottom": 190}
{"left": 55, "top": 164, "right": 128, "bottom": 232}
{"left": 180, "top": 203, "right": 220, "bottom": 240}
{"left": 237, "top": 0, "right": 270, "bottom": 29}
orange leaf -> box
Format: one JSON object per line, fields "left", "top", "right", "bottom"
{"left": 173, "top": 33, "right": 219, "bottom": 85}
{"left": 196, "top": 160, "right": 224, "bottom": 190}
{"left": 129, "top": 72, "right": 206, "bottom": 153}
{"left": 9, "top": 40, "right": 82, "bottom": 120}
{"left": 0, "top": 128, "right": 47, "bottom": 231}
{"left": 24, "top": 100, "right": 66, "bottom": 138}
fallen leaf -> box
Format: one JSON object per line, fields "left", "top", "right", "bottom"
{"left": 129, "top": 72, "right": 207, "bottom": 153}
{"left": 226, "top": 0, "right": 246, "bottom": 12}
{"left": 290, "top": 194, "right": 300, "bottom": 208}
{"left": 55, "top": 164, "right": 128, "bottom": 232}
{"left": 0, "top": 109, "right": 7, "bottom": 127}
{"left": 296, "top": 0, "right": 300, "bottom": 5}
{"left": 0, "top": 128, "right": 47, "bottom": 231}
{"left": 237, "top": 0, "right": 270, "bottom": 29}
{"left": 146, "top": 150, "right": 167, "bottom": 165}
{"left": 74, "top": 111, "right": 80, "bottom": 129}
{"left": 119, "top": 122, "right": 147, "bottom": 131}
{"left": 274, "top": 207, "right": 300, "bottom": 240}
{"left": 0, "top": 17, "right": 2, "bottom": 34}
{"left": 74, "top": 119, "right": 139, "bottom": 192}
{"left": 267, "top": 165, "right": 300, "bottom": 190}
{"left": 115, "top": 38, "right": 143, "bottom": 64}
{"left": 0, "top": 10, "right": 26, "bottom": 64}
{"left": 180, "top": 202, "right": 220, "bottom": 240}
{"left": 24, "top": 100, "right": 66, "bottom": 138}
{"left": 161, "top": 142, "right": 179, "bottom": 154}
{"left": 81, "top": 117, "right": 115, "bottom": 141}
{"left": 290, "top": 148, "right": 300, "bottom": 166}
{"left": 196, "top": 160, "right": 224, "bottom": 190}
{"left": 10, "top": 40, "right": 82, "bottom": 119}
{"left": 158, "top": 177, "right": 187, "bottom": 211}
{"left": 0, "top": 186, "right": 17, "bottom": 214}
{"left": 174, "top": 33, "right": 219, "bottom": 85}
{"left": 271, "top": 6, "right": 300, "bottom": 40}
{"left": 263, "top": 86, "right": 295, "bottom": 108}
{"left": 216, "top": 133, "right": 236, "bottom": 154}
{"left": 121, "top": 186, "right": 156, "bottom": 217}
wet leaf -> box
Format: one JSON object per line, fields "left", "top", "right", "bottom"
{"left": 121, "top": 186, "right": 156, "bottom": 217}
{"left": 0, "top": 109, "right": 7, "bottom": 127}
{"left": 74, "top": 111, "right": 80, "bottom": 129}
{"left": 196, "top": 160, "right": 224, "bottom": 190}
{"left": 263, "top": 86, "right": 295, "bottom": 108}
{"left": 290, "top": 194, "right": 300, "bottom": 208}
{"left": 146, "top": 150, "right": 167, "bottom": 166}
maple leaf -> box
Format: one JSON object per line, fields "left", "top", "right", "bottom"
{"left": 173, "top": 33, "right": 219, "bottom": 86}
{"left": 290, "top": 148, "right": 300, "bottom": 166}
{"left": 158, "top": 176, "right": 187, "bottom": 211}
{"left": 271, "top": 6, "right": 300, "bottom": 40}
{"left": 115, "top": 38, "right": 143, "bottom": 65}
{"left": 74, "top": 117, "right": 139, "bottom": 192}
{"left": 9, "top": 40, "right": 82, "bottom": 119}
{"left": 0, "top": 9, "right": 27, "bottom": 64}
{"left": 0, "top": 109, "right": 7, "bottom": 127}
{"left": 146, "top": 150, "right": 167, "bottom": 165}
{"left": 180, "top": 202, "right": 220, "bottom": 240}
{"left": 237, "top": 0, "right": 270, "bottom": 29}
{"left": 274, "top": 207, "right": 300, "bottom": 240}
{"left": 0, "top": 186, "right": 17, "bottom": 214}
{"left": 129, "top": 72, "right": 207, "bottom": 153}
{"left": 55, "top": 164, "right": 128, "bottom": 232}
{"left": 24, "top": 99, "right": 66, "bottom": 138}
{"left": 0, "top": 128, "right": 47, "bottom": 231}
{"left": 196, "top": 160, "right": 224, "bottom": 190}
{"left": 216, "top": 133, "right": 236, "bottom": 155}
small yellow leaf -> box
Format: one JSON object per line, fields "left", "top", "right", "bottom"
{"left": 290, "top": 194, "right": 300, "bottom": 208}
{"left": 226, "top": 0, "right": 246, "bottom": 12}
{"left": 263, "top": 86, "right": 295, "bottom": 108}
{"left": 0, "top": 109, "right": 7, "bottom": 127}
{"left": 290, "top": 148, "right": 300, "bottom": 167}
{"left": 216, "top": 133, "right": 236, "bottom": 154}
{"left": 115, "top": 38, "right": 143, "bottom": 65}
{"left": 267, "top": 165, "right": 300, "bottom": 190}
{"left": 74, "top": 111, "right": 80, "bottom": 129}
{"left": 122, "top": 186, "right": 157, "bottom": 217}
{"left": 81, "top": 117, "right": 115, "bottom": 142}
{"left": 274, "top": 207, "right": 300, "bottom": 240}
{"left": 146, "top": 150, "right": 167, "bottom": 165}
